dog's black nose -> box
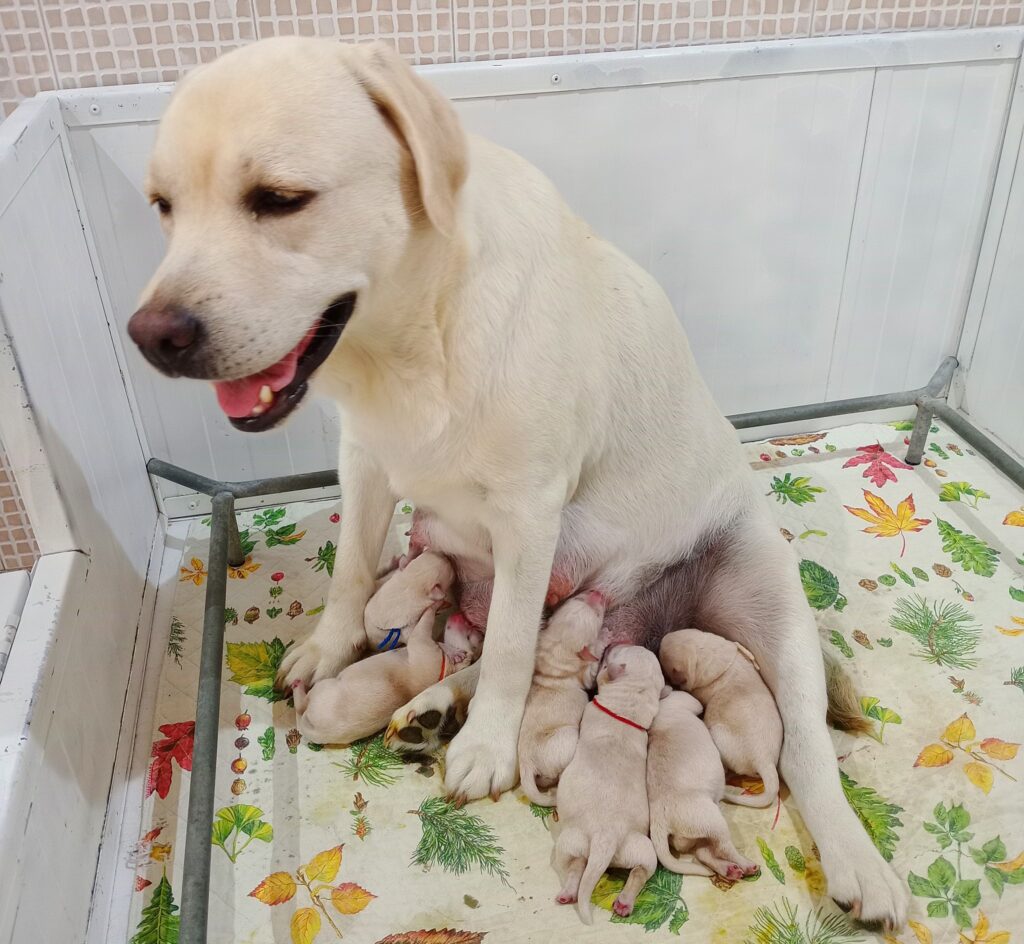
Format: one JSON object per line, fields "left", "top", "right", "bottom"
{"left": 127, "top": 303, "right": 201, "bottom": 376}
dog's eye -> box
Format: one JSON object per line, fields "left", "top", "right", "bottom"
{"left": 151, "top": 196, "right": 171, "bottom": 216}
{"left": 248, "top": 188, "right": 316, "bottom": 218}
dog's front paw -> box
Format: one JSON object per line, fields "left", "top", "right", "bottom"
{"left": 443, "top": 711, "right": 519, "bottom": 803}
{"left": 384, "top": 685, "right": 463, "bottom": 754}
{"left": 275, "top": 634, "right": 361, "bottom": 689}
{"left": 821, "top": 836, "right": 908, "bottom": 931}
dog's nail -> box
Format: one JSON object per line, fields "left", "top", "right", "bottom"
{"left": 489, "top": 788, "right": 501, "bottom": 802}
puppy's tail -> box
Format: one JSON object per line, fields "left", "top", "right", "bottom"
{"left": 722, "top": 764, "right": 779, "bottom": 808}
{"left": 576, "top": 838, "right": 616, "bottom": 924}
{"left": 652, "top": 822, "right": 714, "bottom": 876}
{"left": 518, "top": 760, "right": 557, "bottom": 807}
{"left": 824, "top": 651, "right": 872, "bottom": 735}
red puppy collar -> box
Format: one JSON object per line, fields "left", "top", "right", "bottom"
{"left": 592, "top": 698, "right": 647, "bottom": 732}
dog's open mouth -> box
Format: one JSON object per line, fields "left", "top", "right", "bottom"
{"left": 214, "top": 293, "right": 356, "bottom": 433}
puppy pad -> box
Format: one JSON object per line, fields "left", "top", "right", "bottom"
{"left": 128, "top": 421, "right": 1024, "bottom": 944}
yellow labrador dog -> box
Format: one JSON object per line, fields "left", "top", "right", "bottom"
{"left": 128, "top": 37, "right": 905, "bottom": 928}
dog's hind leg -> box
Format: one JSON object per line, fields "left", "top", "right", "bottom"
{"left": 613, "top": 835, "right": 657, "bottom": 917}
{"left": 694, "top": 507, "right": 908, "bottom": 930}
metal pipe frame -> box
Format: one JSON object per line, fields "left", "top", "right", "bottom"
{"left": 147, "top": 353, "right": 1024, "bottom": 944}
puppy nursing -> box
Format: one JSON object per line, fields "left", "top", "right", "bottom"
{"left": 518, "top": 591, "right": 607, "bottom": 806}
{"left": 648, "top": 691, "right": 758, "bottom": 879}
{"left": 552, "top": 645, "right": 663, "bottom": 923}
{"left": 659, "top": 628, "right": 783, "bottom": 808}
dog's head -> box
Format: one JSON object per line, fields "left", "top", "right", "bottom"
{"left": 127, "top": 38, "right": 467, "bottom": 431}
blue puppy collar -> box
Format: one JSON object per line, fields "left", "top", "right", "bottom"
{"left": 376, "top": 627, "right": 402, "bottom": 651}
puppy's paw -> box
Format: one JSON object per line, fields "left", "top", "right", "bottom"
{"left": 612, "top": 899, "right": 634, "bottom": 918}
{"left": 822, "top": 837, "right": 908, "bottom": 931}
{"left": 384, "top": 685, "right": 462, "bottom": 754}
{"left": 275, "top": 634, "right": 361, "bottom": 689}
{"left": 443, "top": 711, "right": 519, "bottom": 803}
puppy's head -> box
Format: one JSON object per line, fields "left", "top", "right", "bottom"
{"left": 597, "top": 644, "right": 664, "bottom": 694}
{"left": 128, "top": 38, "right": 467, "bottom": 431}
{"left": 658, "top": 628, "right": 734, "bottom": 690}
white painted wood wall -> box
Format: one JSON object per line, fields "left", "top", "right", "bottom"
{"left": 53, "top": 28, "right": 1024, "bottom": 511}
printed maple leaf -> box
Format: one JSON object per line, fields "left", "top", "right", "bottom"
{"left": 146, "top": 721, "right": 194, "bottom": 799}
{"left": 843, "top": 444, "right": 912, "bottom": 487}
{"left": 374, "top": 933, "right": 486, "bottom": 944}
{"left": 844, "top": 490, "right": 931, "bottom": 557}
{"left": 178, "top": 557, "right": 207, "bottom": 586}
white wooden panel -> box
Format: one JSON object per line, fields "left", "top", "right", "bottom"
{"left": 959, "top": 117, "right": 1024, "bottom": 458}
{"left": 55, "top": 34, "right": 1020, "bottom": 502}
{"left": 827, "top": 61, "right": 1016, "bottom": 400}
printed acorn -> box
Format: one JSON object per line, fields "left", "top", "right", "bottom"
{"left": 780, "top": 528, "right": 795, "bottom": 542}
{"left": 933, "top": 563, "right": 953, "bottom": 577}
{"left": 231, "top": 778, "right": 246, "bottom": 795}
{"left": 234, "top": 736, "right": 249, "bottom": 750}
{"left": 947, "top": 443, "right": 963, "bottom": 456}
{"left": 287, "top": 729, "right": 301, "bottom": 753}
{"left": 244, "top": 606, "right": 260, "bottom": 624}
{"left": 287, "top": 600, "right": 304, "bottom": 619}
{"left": 235, "top": 712, "right": 251, "bottom": 730}
{"left": 231, "top": 757, "right": 247, "bottom": 774}
{"left": 859, "top": 578, "right": 878, "bottom": 591}
{"left": 924, "top": 459, "right": 937, "bottom": 468}
{"left": 935, "top": 468, "right": 948, "bottom": 478}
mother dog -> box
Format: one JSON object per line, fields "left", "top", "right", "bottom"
{"left": 127, "top": 38, "right": 906, "bottom": 928}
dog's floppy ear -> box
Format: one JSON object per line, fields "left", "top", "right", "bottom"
{"left": 350, "top": 42, "right": 467, "bottom": 237}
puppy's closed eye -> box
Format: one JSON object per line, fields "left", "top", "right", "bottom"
{"left": 247, "top": 187, "right": 316, "bottom": 218}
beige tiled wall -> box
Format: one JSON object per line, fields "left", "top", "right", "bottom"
{"left": 0, "top": 444, "right": 38, "bottom": 573}
{"left": 3, "top": 0, "right": 1023, "bottom": 116}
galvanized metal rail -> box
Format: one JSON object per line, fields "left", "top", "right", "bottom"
{"left": 148, "top": 353, "right": 1024, "bottom": 944}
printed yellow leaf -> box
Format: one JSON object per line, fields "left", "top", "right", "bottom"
{"left": 996, "top": 616, "right": 1024, "bottom": 637}
{"left": 249, "top": 871, "right": 297, "bottom": 906}
{"left": 303, "top": 845, "right": 343, "bottom": 883}
{"left": 909, "top": 920, "right": 933, "bottom": 944}
{"left": 993, "top": 850, "right": 1024, "bottom": 872}
{"left": 964, "top": 761, "right": 994, "bottom": 794}
{"left": 179, "top": 557, "right": 207, "bottom": 586}
{"left": 1003, "top": 508, "right": 1024, "bottom": 527}
{"left": 726, "top": 773, "right": 765, "bottom": 795}
{"left": 844, "top": 490, "right": 931, "bottom": 556}
{"left": 979, "top": 738, "right": 1020, "bottom": 761}
{"left": 331, "top": 882, "right": 376, "bottom": 915}
{"left": 942, "top": 713, "right": 976, "bottom": 747}
{"left": 228, "top": 555, "right": 261, "bottom": 580}
{"left": 959, "top": 909, "right": 1011, "bottom": 944}
{"left": 290, "top": 907, "right": 321, "bottom": 944}
{"left": 149, "top": 842, "right": 172, "bottom": 862}
{"left": 914, "top": 743, "right": 954, "bottom": 767}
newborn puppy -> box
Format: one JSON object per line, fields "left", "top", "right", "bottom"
{"left": 519, "top": 591, "right": 607, "bottom": 806}
{"left": 552, "top": 645, "right": 664, "bottom": 923}
{"left": 659, "top": 627, "right": 782, "bottom": 808}
{"left": 293, "top": 609, "right": 481, "bottom": 745}
{"left": 363, "top": 550, "right": 454, "bottom": 651}
{"left": 648, "top": 690, "right": 760, "bottom": 879}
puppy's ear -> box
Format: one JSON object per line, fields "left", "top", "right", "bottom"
{"left": 397, "top": 554, "right": 410, "bottom": 571}
{"left": 429, "top": 583, "right": 447, "bottom": 602}
{"left": 659, "top": 685, "right": 673, "bottom": 700}
{"left": 350, "top": 42, "right": 468, "bottom": 237}
{"left": 606, "top": 661, "right": 627, "bottom": 681}
{"left": 577, "top": 646, "right": 600, "bottom": 663}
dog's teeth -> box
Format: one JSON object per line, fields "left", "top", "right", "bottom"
{"left": 250, "top": 404, "right": 265, "bottom": 417}
{"left": 258, "top": 384, "right": 274, "bottom": 405}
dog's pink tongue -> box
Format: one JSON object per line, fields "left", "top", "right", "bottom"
{"left": 213, "top": 350, "right": 301, "bottom": 418}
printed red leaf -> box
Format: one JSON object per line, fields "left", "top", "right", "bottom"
{"left": 135, "top": 876, "right": 152, "bottom": 892}
{"left": 146, "top": 720, "right": 195, "bottom": 798}
{"left": 843, "top": 444, "right": 913, "bottom": 488}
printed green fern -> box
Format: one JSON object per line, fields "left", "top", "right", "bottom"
{"left": 889, "top": 595, "right": 980, "bottom": 670}
{"left": 936, "top": 518, "right": 999, "bottom": 577}
{"left": 130, "top": 873, "right": 180, "bottom": 944}
{"left": 769, "top": 474, "right": 825, "bottom": 506}
{"left": 409, "top": 796, "right": 509, "bottom": 885}
{"left": 166, "top": 618, "right": 186, "bottom": 667}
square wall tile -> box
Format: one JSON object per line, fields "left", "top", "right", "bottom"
{"left": 41, "top": 0, "right": 257, "bottom": 90}
{"left": 454, "top": 0, "right": 638, "bottom": 62}
{"left": 1, "top": 0, "right": 57, "bottom": 117}
{"left": 0, "top": 445, "right": 38, "bottom": 572}
{"left": 254, "top": 0, "right": 454, "bottom": 64}
{"left": 974, "top": 0, "right": 1024, "bottom": 27}
{"left": 640, "top": 0, "right": 812, "bottom": 47}
{"left": 812, "top": 0, "right": 974, "bottom": 35}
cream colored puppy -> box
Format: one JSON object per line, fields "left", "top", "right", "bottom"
{"left": 292, "top": 609, "right": 481, "bottom": 745}
{"left": 518, "top": 591, "right": 606, "bottom": 806}
{"left": 551, "top": 645, "right": 663, "bottom": 924}
{"left": 659, "top": 628, "right": 782, "bottom": 808}
{"left": 364, "top": 550, "right": 454, "bottom": 651}
{"left": 648, "top": 690, "right": 759, "bottom": 879}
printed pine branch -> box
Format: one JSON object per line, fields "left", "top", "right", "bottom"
{"left": 409, "top": 796, "right": 510, "bottom": 886}
{"left": 1006, "top": 666, "right": 1024, "bottom": 695}
{"left": 166, "top": 618, "right": 186, "bottom": 667}
{"left": 334, "top": 735, "right": 403, "bottom": 787}
{"left": 889, "top": 595, "right": 980, "bottom": 670}
{"left": 744, "top": 898, "right": 861, "bottom": 944}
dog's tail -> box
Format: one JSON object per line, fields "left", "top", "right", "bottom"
{"left": 824, "top": 651, "right": 872, "bottom": 735}
{"left": 722, "top": 764, "right": 779, "bottom": 808}
{"left": 576, "top": 837, "right": 617, "bottom": 924}
{"left": 651, "top": 820, "right": 714, "bottom": 876}
{"left": 518, "top": 759, "right": 557, "bottom": 807}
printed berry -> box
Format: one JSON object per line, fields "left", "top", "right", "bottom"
{"left": 759, "top": 453, "right": 771, "bottom": 462}
{"left": 271, "top": 572, "right": 284, "bottom": 583}
{"left": 234, "top": 736, "right": 249, "bottom": 750}
{"left": 235, "top": 712, "right": 251, "bottom": 730}
{"left": 231, "top": 757, "right": 247, "bottom": 774}
{"left": 330, "top": 512, "right": 341, "bottom": 523}
{"left": 231, "top": 778, "right": 246, "bottom": 795}
{"left": 923, "top": 459, "right": 937, "bottom": 468}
